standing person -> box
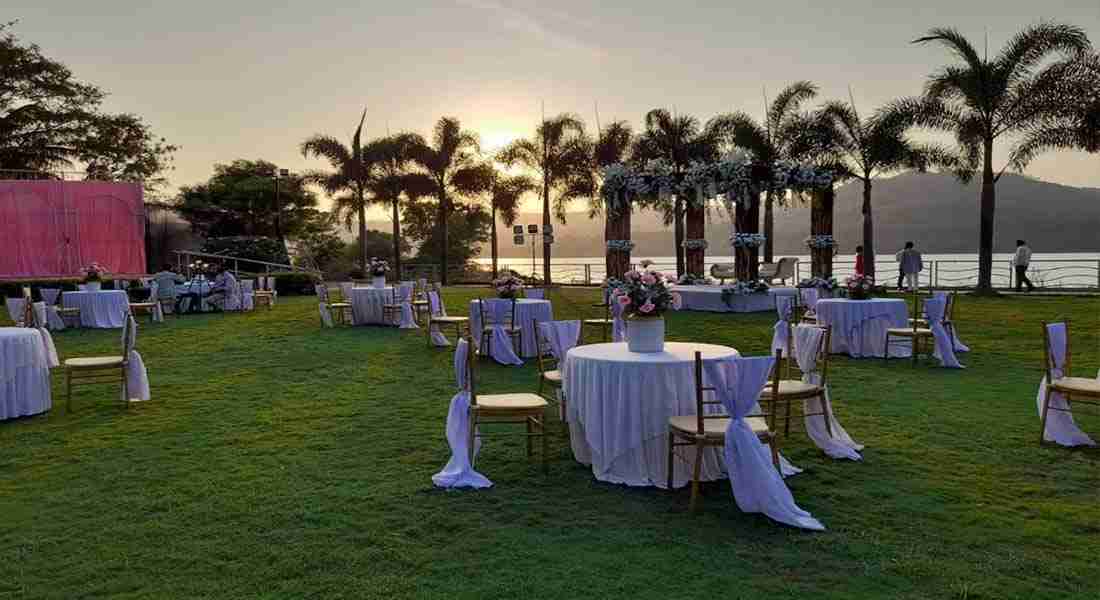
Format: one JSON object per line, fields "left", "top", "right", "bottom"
{"left": 894, "top": 245, "right": 906, "bottom": 290}
{"left": 898, "top": 242, "right": 923, "bottom": 291}
{"left": 855, "top": 245, "right": 865, "bottom": 277}
{"left": 1013, "top": 239, "right": 1035, "bottom": 292}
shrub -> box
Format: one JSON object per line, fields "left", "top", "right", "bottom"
{"left": 269, "top": 271, "right": 319, "bottom": 296}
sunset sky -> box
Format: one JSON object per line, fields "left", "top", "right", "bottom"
{"left": 9, "top": 1, "right": 1099, "bottom": 216}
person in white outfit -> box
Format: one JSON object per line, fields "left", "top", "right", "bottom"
{"left": 1013, "top": 239, "right": 1034, "bottom": 292}
{"left": 896, "top": 242, "right": 923, "bottom": 291}
{"left": 208, "top": 265, "right": 239, "bottom": 310}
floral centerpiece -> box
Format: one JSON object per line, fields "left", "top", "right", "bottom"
{"left": 82, "top": 262, "right": 108, "bottom": 291}
{"left": 720, "top": 280, "right": 769, "bottom": 307}
{"left": 609, "top": 267, "right": 681, "bottom": 352}
{"left": 681, "top": 239, "right": 709, "bottom": 250}
{"left": 798, "top": 276, "right": 839, "bottom": 291}
{"left": 492, "top": 272, "right": 524, "bottom": 299}
{"left": 368, "top": 257, "right": 389, "bottom": 288}
{"left": 730, "top": 233, "right": 767, "bottom": 248}
{"left": 606, "top": 239, "right": 635, "bottom": 252}
{"left": 804, "top": 235, "right": 836, "bottom": 250}
{"left": 845, "top": 274, "right": 874, "bottom": 300}
{"left": 676, "top": 273, "right": 712, "bottom": 286}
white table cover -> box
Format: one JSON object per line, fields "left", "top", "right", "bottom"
{"left": 469, "top": 298, "right": 553, "bottom": 358}
{"left": 815, "top": 298, "right": 911, "bottom": 358}
{"left": 351, "top": 287, "right": 398, "bottom": 325}
{"left": 0, "top": 327, "right": 52, "bottom": 420}
{"left": 62, "top": 290, "right": 129, "bottom": 328}
{"left": 563, "top": 342, "right": 740, "bottom": 488}
{"left": 669, "top": 285, "right": 798, "bottom": 313}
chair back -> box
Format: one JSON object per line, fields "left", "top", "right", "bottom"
{"left": 791, "top": 325, "right": 831, "bottom": 381}
{"left": 241, "top": 279, "right": 255, "bottom": 293}
{"left": 535, "top": 320, "right": 580, "bottom": 374}
{"left": 6, "top": 297, "right": 27, "bottom": 326}
{"left": 526, "top": 288, "right": 546, "bottom": 300}
{"left": 428, "top": 290, "right": 445, "bottom": 316}
{"left": 693, "top": 351, "right": 782, "bottom": 434}
{"left": 460, "top": 336, "right": 478, "bottom": 405}
{"left": 315, "top": 283, "right": 330, "bottom": 303}
{"left": 396, "top": 283, "right": 414, "bottom": 303}
{"left": 909, "top": 289, "right": 924, "bottom": 332}
{"left": 1041, "top": 320, "right": 1070, "bottom": 381}
{"left": 31, "top": 301, "right": 49, "bottom": 328}
{"left": 478, "top": 298, "right": 516, "bottom": 329}
{"left": 147, "top": 281, "right": 159, "bottom": 302}
{"left": 121, "top": 315, "right": 137, "bottom": 360}
{"left": 41, "top": 288, "right": 61, "bottom": 305}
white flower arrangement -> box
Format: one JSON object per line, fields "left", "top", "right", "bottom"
{"left": 798, "top": 277, "right": 839, "bottom": 291}
{"left": 720, "top": 280, "right": 770, "bottom": 306}
{"left": 681, "top": 239, "right": 709, "bottom": 250}
{"left": 368, "top": 257, "right": 389, "bottom": 277}
{"left": 609, "top": 266, "right": 681, "bottom": 317}
{"left": 804, "top": 235, "right": 836, "bottom": 249}
{"left": 730, "top": 233, "right": 767, "bottom": 248}
{"left": 606, "top": 239, "right": 636, "bottom": 252}
{"left": 492, "top": 272, "right": 524, "bottom": 298}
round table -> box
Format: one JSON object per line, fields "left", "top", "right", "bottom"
{"left": 351, "top": 287, "right": 396, "bottom": 325}
{"left": 0, "top": 328, "right": 52, "bottom": 420}
{"left": 563, "top": 341, "right": 740, "bottom": 488}
{"left": 62, "top": 290, "right": 129, "bottom": 328}
{"left": 176, "top": 280, "right": 213, "bottom": 313}
{"left": 468, "top": 298, "right": 553, "bottom": 358}
{"left": 815, "top": 298, "right": 911, "bottom": 358}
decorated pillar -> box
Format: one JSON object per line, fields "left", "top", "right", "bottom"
{"left": 604, "top": 194, "right": 633, "bottom": 281}
{"left": 684, "top": 199, "right": 706, "bottom": 276}
{"left": 810, "top": 186, "right": 835, "bottom": 278}
{"left": 733, "top": 196, "right": 762, "bottom": 281}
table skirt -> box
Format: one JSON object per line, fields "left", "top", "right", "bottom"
{"left": 62, "top": 290, "right": 129, "bottom": 328}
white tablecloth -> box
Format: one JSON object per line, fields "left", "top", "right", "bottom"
{"left": 0, "top": 328, "right": 52, "bottom": 420}
{"left": 563, "top": 341, "right": 740, "bottom": 488}
{"left": 815, "top": 298, "right": 911, "bottom": 358}
{"left": 670, "top": 285, "right": 798, "bottom": 313}
{"left": 468, "top": 299, "right": 553, "bottom": 358}
{"left": 351, "top": 287, "right": 395, "bottom": 325}
{"left": 62, "top": 290, "right": 129, "bottom": 328}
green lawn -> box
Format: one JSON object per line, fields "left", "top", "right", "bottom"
{"left": 1, "top": 289, "right": 1098, "bottom": 599}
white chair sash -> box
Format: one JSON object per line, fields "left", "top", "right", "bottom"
{"left": 31, "top": 302, "right": 60, "bottom": 368}
{"left": 793, "top": 326, "right": 863, "bottom": 460}
{"left": 396, "top": 284, "right": 418, "bottom": 329}
{"left": 318, "top": 302, "right": 334, "bottom": 327}
{"left": 481, "top": 299, "right": 522, "bottom": 365}
{"left": 526, "top": 288, "right": 546, "bottom": 299}
{"left": 124, "top": 316, "right": 151, "bottom": 402}
{"left": 610, "top": 300, "right": 627, "bottom": 342}
{"left": 799, "top": 288, "right": 819, "bottom": 315}
{"left": 427, "top": 291, "right": 451, "bottom": 347}
{"left": 1037, "top": 323, "right": 1096, "bottom": 446}
{"left": 5, "top": 297, "right": 27, "bottom": 326}
{"left": 538, "top": 320, "right": 580, "bottom": 361}
{"left": 704, "top": 356, "right": 825, "bottom": 531}
{"left": 41, "top": 288, "right": 61, "bottom": 305}
{"left": 771, "top": 295, "right": 794, "bottom": 355}
{"left": 926, "top": 296, "right": 963, "bottom": 368}
{"left": 432, "top": 339, "right": 493, "bottom": 489}
{"left": 147, "top": 281, "right": 165, "bottom": 322}
{"left": 240, "top": 279, "right": 255, "bottom": 311}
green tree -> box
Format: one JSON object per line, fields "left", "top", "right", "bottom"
{"left": 403, "top": 201, "right": 492, "bottom": 276}
{"left": 300, "top": 109, "right": 376, "bottom": 272}
{"left": 882, "top": 23, "right": 1092, "bottom": 292}
{"left": 708, "top": 82, "right": 818, "bottom": 264}
{"left": 0, "top": 22, "right": 175, "bottom": 191}
{"left": 363, "top": 132, "right": 430, "bottom": 280}
{"left": 407, "top": 117, "right": 494, "bottom": 285}
{"left": 498, "top": 114, "right": 594, "bottom": 284}
{"left": 293, "top": 210, "right": 346, "bottom": 274}
{"left": 1009, "top": 51, "right": 1100, "bottom": 165}
{"left": 485, "top": 171, "right": 536, "bottom": 278}
{"left": 176, "top": 159, "right": 318, "bottom": 244}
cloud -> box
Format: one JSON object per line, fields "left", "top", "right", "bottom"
{"left": 456, "top": 0, "right": 605, "bottom": 58}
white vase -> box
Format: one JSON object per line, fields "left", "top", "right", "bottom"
{"left": 372, "top": 276, "right": 386, "bottom": 289}
{"left": 627, "top": 317, "right": 665, "bottom": 353}
{"left": 85, "top": 281, "right": 101, "bottom": 292}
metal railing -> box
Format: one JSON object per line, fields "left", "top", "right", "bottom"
{"left": 172, "top": 250, "right": 321, "bottom": 278}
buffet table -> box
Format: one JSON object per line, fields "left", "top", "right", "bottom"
{"left": 669, "top": 285, "right": 798, "bottom": 313}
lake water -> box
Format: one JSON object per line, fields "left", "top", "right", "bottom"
{"left": 475, "top": 253, "right": 1100, "bottom": 288}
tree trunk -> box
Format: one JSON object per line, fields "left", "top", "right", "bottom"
{"left": 734, "top": 197, "right": 760, "bottom": 281}
{"left": 977, "top": 137, "right": 996, "bottom": 293}
{"left": 357, "top": 199, "right": 368, "bottom": 274}
{"left": 862, "top": 178, "right": 875, "bottom": 280}
{"left": 605, "top": 201, "right": 632, "bottom": 280}
{"left": 542, "top": 178, "right": 551, "bottom": 285}
{"left": 491, "top": 206, "right": 499, "bottom": 279}
{"left": 763, "top": 190, "right": 774, "bottom": 264}
{"left": 438, "top": 193, "right": 449, "bottom": 286}
{"left": 274, "top": 180, "right": 288, "bottom": 260}
{"left": 810, "top": 187, "right": 835, "bottom": 278}
{"left": 392, "top": 199, "right": 402, "bottom": 281}
{"left": 685, "top": 200, "right": 705, "bottom": 276}
{"left": 673, "top": 196, "right": 685, "bottom": 277}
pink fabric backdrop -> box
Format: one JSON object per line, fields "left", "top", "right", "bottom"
{"left": 0, "top": 181, "right": 146, "bottom": 278}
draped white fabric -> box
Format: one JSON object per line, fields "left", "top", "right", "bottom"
{"left": 525, "top": 288, "right": 546, "bottom": 299}
{"left": 538, "top": 320, "right": 580, "bottom": 361}
{"left": 1036, "top": 323, "right": 1097, "bottom": 447}
{"left": 350, "top": 287, "right": 394, "bottom": 325}
{"left": 339, "top": 282, "right": 354, "bottom": 303}
{"left": 815, "top": 298, "right": 911, "bottom": 358}
{"left": 318, "top": 302, "right": 334, "bottom": 328}
{"left": 0, "top": 327, "right": 52, "bottom": 420}
{"left": 793, "top": 326, "right": 863, "bottom": 460}
{"left": 240, "top": 280, "right": 255, "bottom": 311}
{"left": 929, "top": 292, "right": 969, "bottom": 353}
{"left": 427, "top": 291, "right": 452, "bottom": 347}
{"left": 432, "top": 339, "right": 493, "bottom": 489}
{"left": 395, "top": 284, "right": 418, "bottom": 329}
{"left": 704, "top": 356, "right": 825, "bottom": 531}
{"left": 611, "top": 300, "right": 627, "bottom": 343}
{"left": 5, "top": 297, "right": 27, "bottom": 326}
{"left": 475, "top": 299, "right": 523, "bottom": 365}
{"left": 469, "top": 298, "right": 552, "bottom": 359}
{"left": 63, "top": 290, "right": 128, "bottom": 328}
{"left": 43, "top": 303, "right": 66, "bottom": 330}
{"left": 799, "top": 288, "right": 820, "bottom": 316}
{"left": 221, "top": 275, "right": 242, "bottom": 312}
{"left": 147, "top": 282, "right": 165, "bottom": 323}
{"left": 926, "top": 296, "right": 963, "bottom": 368}
{"left": 771, "top": 295, "right": 794, "bottom": 356}
{"left": 669, "top": 285, "right": 797, "bottom": 313}
{"left": 124, "top": 317, "right": 151, "bottom": 402}
{"left": 40, "top": 288, "right": 61, "bottom": 305}
{"left": 30, "top": 303, "right": 60, "bottom": 368}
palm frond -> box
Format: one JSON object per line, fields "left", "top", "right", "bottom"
{"left": 767, "top": 81, "right": 818, "bottom": 133}
{"left": 913, "top": 27, "right": 984, "bottom": 70}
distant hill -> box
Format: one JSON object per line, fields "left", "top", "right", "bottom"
{"left": 366, "top": 172, "right": 1100, "bottom": 258}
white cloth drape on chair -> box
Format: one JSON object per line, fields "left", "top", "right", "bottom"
{"left": 395, "top": 284, "right": 418, "bottom": 329}
{"left": 799, "top": 288, "right": 820, "bottom": 316}
{"left": 5, "top": 298, "right": 27, "bottom": 326}
{"left": 538, "top": 320, "right": 580, "bottom": 361}
{"left": 146, "top": 282, "right": 165, "bottom": 323}
{"left": 30, "top": 302, "right": 60, "bottom": 368}
{"left": 704, "top": 356, "right": 825, "bottom": 531}
{"left": 124, "top": 317, "right": 151, "bottom": 402}
{"left": 40, "top": 288, "right": 60, "bottom": 305}
{"left": 525, "top": 288, "right": 546, "bottom": 299}
{"left": 926, "top": 296, "right": 963, "bottom": 368}
{"left": 793, "top": 326, "right": 863, "bottom": 460}
{"left": 771, "top": 295, "right": 794, "bottom": 355}
{"left": 318, "top": 303, "right": 334, "bottom": 328}
{"left": 432, "top": 339, "right": 492, "bottom": 489}
{"left": 475, "top": 299, "right": 523, "bottom": 365}
{"left": 240, "top": 279, "right": 255, "bottom": 311}
{"left": 427, "top": 291, "right": 452, "bottom": 347}
{"left": 930, "top": 292, "right": 969, "bottom": 352}
{"left": 1037, "top": 323, "right": 1096, "bottom": 447}
{"left": 611, "top": 300, "right": 627, "bottom": 342}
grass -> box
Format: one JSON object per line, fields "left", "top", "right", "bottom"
{"left": 0, "top": 288, "right": 1097, "bottom": 599}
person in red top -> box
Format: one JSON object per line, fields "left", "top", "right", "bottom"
{"left": 854, "top": 245, "right": 865, "bottom": 276}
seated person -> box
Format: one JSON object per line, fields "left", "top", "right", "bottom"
{"left": 206, "top": 265, "right": 240, "bottom": 311}
{"left": 151, "top": 265, "right": 184, "bottom": 311}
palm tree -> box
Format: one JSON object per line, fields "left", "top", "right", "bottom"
{"left": 818, "top": 100, "right": 954, "bottom": 279}
{"left": 498, "top": 114, "right": 594, "bottom": 285}
{"left": 709, "top": 82, "right": 818, "bottom": 263}
{"left": 1009, "top": 51, "right": 1100, "bottom": 166}
{"left": 300, "top": 109, "right": 375, "bottom": 271}
{"left": 364, "top": 132, "right": 430, "bottom": 280}
{"left": 589, "top": 120, "right": 634, "bottom": 280}
{"left": 408, "top": 117, "right": 494, "bottom": 285}
{"left": 632, "top": 109, "right": 719, "bottom": 276}
{"left": 485, "top": 171, "right": 536, "bottom": 278}
{"left": 882, "top": 24, "right": 1092, "bottom": 293}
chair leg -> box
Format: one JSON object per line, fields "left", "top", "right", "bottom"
{"left": 820, "top": 393, "right": 834, "bottom": 437}
{"left": 1039, "top": 388, "right": 1053, "bottom": 445}
{"left": 666, "top": 432, "right": 675, "bottom": 490}
{"left": 121, "top": 369, "right": 129, "bottom": 407}
{"left": 884, "top": 332, "right": 891, "bottom": 361}
{"left": 65, "top": 369, "right": 73, "bottom": 413}
{"left": 467, "top": 411, "right": 478, "bottom": 463}
{"left": 769, "top": 436, "right": 781, "bottom": 473}
{"left": 689, "top": 439, "right": 704, "bottom": 513}
{"left": 526, "top": 418, "right": 533, "bottom": 457}
{"left": 540, "top": 417, "right": 548, "bottom": 474}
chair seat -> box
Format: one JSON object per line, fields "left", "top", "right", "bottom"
{"left": 65, "top": 356, "right": 125, "bottom": 369}
{"left": 669, "top": 415, "right": 770, "bottom": 439}
{"left": 887, "top": 327, "right": 933, "bottom": 337}
{"left": 254, "top": 291, "right": 274, "bottom": 297}
{"left": 58, "top": 307, "right": 81, "bottom": 314}
{"left": 129, "top": 302, "right": 157, "bottom": 309}
{"left": 432, "top": 316, "right": 469, "bottom": 323}
{"left": 1051, "top": 377, "right": 1100, "bottom": 396}
{"left": 476, "top": 393, "right": 548, "bottom": 411}
{"left": 759, "top": 379, "right": 824, "bottom": 398}
{"left": 412, "top": 300, "right": 429, "bottom": 306}
{"left": 483, "top": 326, "right": 521, "bottom": 334}
{"left": 327, "top": 302, "right": 352, "bottom": 308}
{"left": 583, "top": 318, "right": 613, "bottom": 325}
{"left": 540, "top": 369, "right": 562, "bottom": 383}
{"left": 908, "top": 318, "right": 929, "bottom": 327}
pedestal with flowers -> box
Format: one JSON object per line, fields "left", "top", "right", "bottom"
{"left": 607, "top": 266, "right": 681, "bottom": 353}
{"left": 369, "top": 257, "right": 389, "bottom": 288}
{"left": 82, "top": 262, "right": 107, "bottom": 292}
{"left": 492, "top": 272, "right": 523, "bottom": 299}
